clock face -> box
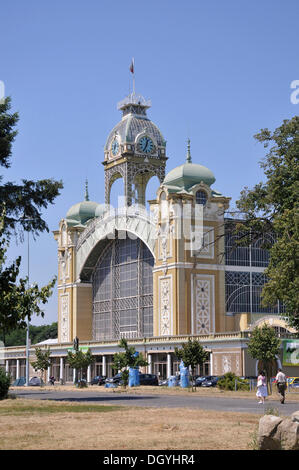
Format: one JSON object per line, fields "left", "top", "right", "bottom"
{"left": 111, "top": 139, "right": 119, "bottom": 156}
{"left": 138, "top": 136, "right": 154, "bottom": 154}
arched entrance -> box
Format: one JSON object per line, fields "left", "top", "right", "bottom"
{"left": 252, "top": 317, "right": 295, "bottom": 377}
{"left": 92, "top": 234, "right": 154, "bottom": 341}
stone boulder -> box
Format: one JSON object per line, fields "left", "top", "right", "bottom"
{"left": 258, "top": 415, "right": 283, "bottom": 450}
{"left": 258, "top": 411, "right": 299, "bottom": 450}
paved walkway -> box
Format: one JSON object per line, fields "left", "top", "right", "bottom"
{"left": 13, "top": 388, "right": 299, "bottom": 416}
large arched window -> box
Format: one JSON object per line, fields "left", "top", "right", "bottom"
{"left": 92, "top": 234, "right": 154, "bottom": 341}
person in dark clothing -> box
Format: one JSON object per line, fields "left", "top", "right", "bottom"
{"left": 275, "top": 368, "right": 287, "bottom": 404}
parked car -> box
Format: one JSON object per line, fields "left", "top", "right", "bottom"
{"left": 194, "top": 376, "right": 208, "bottom": 387}
{"left": 91, "top": 375, "right": 106, "bottom": 385}
{"left": 139, "top": 373, "right": 159, "bottom": 386}
{"left": 201, "top": 376, "right": 222, "bottom": 387}
{"left": 12, "top": 377, "right": 26, "bottom": 386}
{"left": 271, "top": 375, "right": 290, "bottom": 384}
{"left": 105, "top": 373, "right": 123, "bottom": 385}
{"left": 289, "top": 377, "right": 299, "bottom": 388}
{"left": 106, "top": 372, "right": 159, "bottom": 386}
{"left": 28, "top": 376, "right": 44, "bottom": 386}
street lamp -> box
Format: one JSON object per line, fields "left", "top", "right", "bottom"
{"left": 25, "top": 228, "right": 31, "bottom": 387}
{"left": 21, "top": 218, "right": 35, "bottom": 387}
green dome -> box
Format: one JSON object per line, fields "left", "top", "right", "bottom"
{"left": 163, "top": 139, "right": 216, "bottom": 192}
{"left": 95, "top": 203, "right": 108, "bottom": 218}
{"left": 66, "top": 201, "right": 100, "bottom": 227}
{"left": 163, "top": 161, "right": 216, "bottom": 192}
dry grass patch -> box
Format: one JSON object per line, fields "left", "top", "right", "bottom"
{"left": 0, "top": 398, "right": 259, "bottom": 450}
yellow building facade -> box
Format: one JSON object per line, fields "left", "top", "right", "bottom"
{"left": 2, "top": 90, "right": 298, "bottom": 383}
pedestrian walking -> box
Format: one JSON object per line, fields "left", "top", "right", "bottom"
{"left": 275, "top": 368, "right": 287, "bottom": 404}
{"left": 256, "top": 370, "right": 268, "bottom": 404}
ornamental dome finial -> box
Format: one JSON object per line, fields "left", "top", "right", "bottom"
{"left": 186, "top": 138, "right": 192, "bottom": 163}
{"left": 85, "top": 179, "right": 89, "bottom": 201}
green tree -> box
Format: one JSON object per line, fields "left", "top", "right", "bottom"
{"left": 112, "top": 339, "right": 148, "bottom": 388}
{"left": 0, "top": 322, "right": 58, "bottom": 347}
{"left": 0, "top": 367, "right": 10, "bottom": 400}
{"left": 235, "top": 116, "right": 299, "bottom": 331}
{"left": 30, "top": 347, "right": 51, "bottom": 385}
{"left": 247, "top": 324, "right": 281, "bottom": 392}
{"left": 0, "top": 97, "right": 63, "bottom": 238}
{"left": 0, "top": 96, "right": 62, "bottom": 341}
{"left": 0, "top": 226, "right": 56, "bottom": 344}
{"left": 66, "top": 348, "right": 94, "bottom": 387}
{"left": 174, "top": 338, "right": 209, "bottom": 390}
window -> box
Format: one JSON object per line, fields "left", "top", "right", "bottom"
{"left": 224, "top": 220, "right": 275, "bottom": 267}
{"left": 92, "top": 235, "right": 154, "bottom": 341}
{"left": 195, "top": 190, "right": 207, "bottom": 206}
{"left": 225, "top": 271, "right": 285, "bottom": 315}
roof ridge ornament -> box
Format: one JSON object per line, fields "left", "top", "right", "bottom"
{"left": 186, "top": 138, "right": 192, "bottom": 163}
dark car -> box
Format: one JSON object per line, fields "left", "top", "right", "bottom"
{"left": 91, "top": 375, "right": 106, "bottom": 385}
{"left": 106, "top": 372, "right": 159, "bottom": 386}
{"left": 105, "top": 373, "right": 122, "bottom": 385}
{"left": 194, "top": 376, "right": 208, "bottom": 387}
{"left": 139, "top": 373, "right": 159, "bottom": 386}
{"left": 201, "top": 376, "right": 222, "bottom": 387}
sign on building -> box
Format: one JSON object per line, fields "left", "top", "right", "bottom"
{"left": 282, "top": 339, "right": 299, "bottom": 366}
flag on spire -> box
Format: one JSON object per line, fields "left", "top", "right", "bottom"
{"left": 130, "top": 58, "right": 134, "bottom": 74}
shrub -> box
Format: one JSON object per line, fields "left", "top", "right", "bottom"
{"left": 217, "top": 372, "right": 249, "bottom": 391}
{"left": 0, "top": 367, "right": 10, "bottom": 399}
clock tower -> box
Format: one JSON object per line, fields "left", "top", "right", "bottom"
{"left": 103, "top": 92, "right": 167, "bottom": 207}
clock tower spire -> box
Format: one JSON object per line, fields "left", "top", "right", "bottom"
{"left": 103, "top": 91, "right": 167, "bottom": 207}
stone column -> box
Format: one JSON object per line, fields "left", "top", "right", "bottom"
{"left": 5, "top": 360, "right": 9, "bottom": 375}
{"left": 147, "top": 354, "right": 152, "bottom": 374}
{"left": 47, "top": 366, "right": 51, "bottom": 383}
{"left": 87, "top": 365, "right": 91, "bottom": 384}
{"left": 167, "top": 353, "right": 172, "bottom": 378}
{"left": 73, "top": 368, "right": 76, "bottom": 383}
{"left": 102, "top": 355, "right": 106, "bottom": 377}
{"left": 210, "top": 352, "right": 213, "bottom": 376}
{"left": 16, "top": 359, "right": 20, "bottom": 380}
{"left": 59, "top": 357, "right": 64, "bottom": 384}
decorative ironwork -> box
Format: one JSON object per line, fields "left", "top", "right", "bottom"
{"left": 225, "top": 271, "right": 285, "bottom": 315}
{"left": 225, "top": 222, "right": 275, "bottom": 267}
{"left": 92, "top": 235, "right": 154, "bottom": 341}
{"left": 105, "top": 160, "right": 165, "bottom": 206}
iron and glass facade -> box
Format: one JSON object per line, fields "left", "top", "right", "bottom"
{"left": 92, "top": 235, "right": 154, "bottom": 341}
{"left": 224, "top": 220, "right": 284, "bottom": 317}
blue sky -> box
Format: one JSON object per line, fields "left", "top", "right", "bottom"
{"left": 1, "top": 0, "right": 298, "bottom": 326}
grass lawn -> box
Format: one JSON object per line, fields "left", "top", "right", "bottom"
{"left": 0, "top": 396, "right": 260, "bottom": 450}
{"left": 2, "top": 385, "right": 298, "bottom": 450}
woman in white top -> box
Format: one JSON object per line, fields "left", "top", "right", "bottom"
{"left": 256, "top": 370, "right": 268, "bottom": 404}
